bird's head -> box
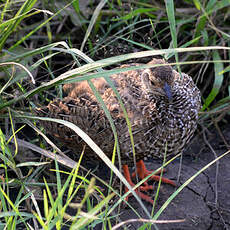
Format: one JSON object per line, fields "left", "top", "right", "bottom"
{"left": 141, "top": 59, "right": 174, "bottom": 101}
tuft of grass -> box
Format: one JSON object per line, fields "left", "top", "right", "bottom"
{"left": 0, "top": 0, "right": 230, "bottom": 229}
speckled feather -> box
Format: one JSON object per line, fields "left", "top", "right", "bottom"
{"left": 36, "top": 59, "right": 201, "bottom": 164}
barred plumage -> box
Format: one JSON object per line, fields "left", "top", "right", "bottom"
{"left": 36, "top": 58, "right": 201, "bottom": 204}
{"left": 37, "top": 59, "right": 200, "bottom": 161}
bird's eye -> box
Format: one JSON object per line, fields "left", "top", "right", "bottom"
{"left": 150, "top": 80, "right": 155, "bottom": 86}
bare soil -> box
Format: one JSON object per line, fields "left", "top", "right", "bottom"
{"left": 116, "top": 125, "right": 230, "bottom": 230}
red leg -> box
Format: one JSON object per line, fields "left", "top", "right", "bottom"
{"left": 122, "top": 161, "right": 176, "bottom": 204}
{"left": 123, "top": 164, "right": 154, "bottom": 204}
{"left": 133, "top": 160, "right": 176, "bottom": 186}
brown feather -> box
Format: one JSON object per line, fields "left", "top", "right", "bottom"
{"left": 36, "top": 58, "right": 201, "bottom": 164}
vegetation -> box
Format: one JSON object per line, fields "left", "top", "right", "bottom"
{"left": 0, "top": 0, "right": 230, "bottom": 229}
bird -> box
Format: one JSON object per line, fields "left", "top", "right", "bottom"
{"left": 36, "top": 58, "right": 201, "bottom": 204}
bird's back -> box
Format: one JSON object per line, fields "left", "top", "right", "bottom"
{"left": 37, "top": 60, "right": 201, "bottom": 163}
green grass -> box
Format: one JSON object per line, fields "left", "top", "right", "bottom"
{"left": 0, "top": 0, "right": 230, "bottom": 229}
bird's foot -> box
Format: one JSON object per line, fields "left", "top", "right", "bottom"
{"left": 132, "top": 160, "right": 176, "bottom": 186}
{"left": 124, "top": 182, "right": 154, "bottom": 204}
{"left": 123, "top": 164, "right": 154, "bottom": 204}
{"left": 122, "top": 161, "right": 176, "bottom": 205}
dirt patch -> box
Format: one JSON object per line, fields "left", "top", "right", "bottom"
{"left": 115, "top": 128, "right": 230, "bottom": 229}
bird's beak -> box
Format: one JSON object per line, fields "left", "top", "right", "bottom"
{"left": 163, "top": 82, "right": 173, "bottom": 101}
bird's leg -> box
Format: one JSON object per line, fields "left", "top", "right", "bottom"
{"left": 122, "top": 164, "right": 154, "bottom": 204}
{"left": 122, "top": 160, "right": 176, "bottom": 204}
{"left": 132, "top": 160, "right": 176, "bottom": 186}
